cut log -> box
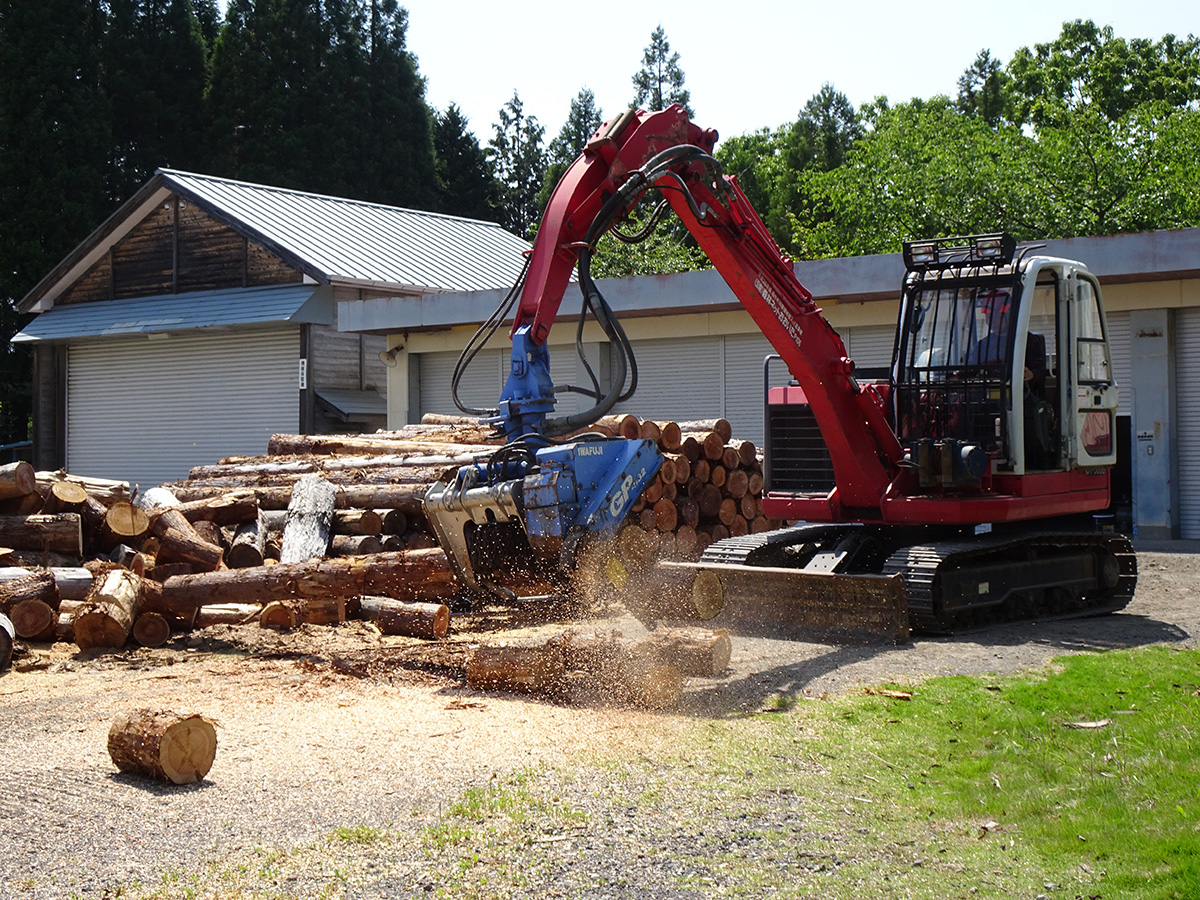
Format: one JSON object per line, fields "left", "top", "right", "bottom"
{"left": 226, "top": 515, "right": 266, "bottom": 569}
{"left": 102, "top": 502, "right": 150, "bottom": 549}
{"left": 655, "top": 421, "right": 683, "bottom": 452}
{"left": 380, "top": 508, "right": 408, "bottom": 535}
{"left": 0, "top": 566, "right": 90, "bottom": 601}
{"left": 259, "top": 600, "right": 302, "bottom": 630}
{"left": 725, "top": 468, "right": 750, "bottom": 500}
{"left": 162, "top": 548, "right": 457, "bottom": 610}
{"left": 643, "top": 626, "right": 732, "bottom": 676}
{"left": 176, "top": 491, "right": 258, "bottom": 527}
{"left": 466, "top": 644, "right": 565, "bottom": 694}
{"left": 132, "top": 611, "right": 172, "bottom": 648}
{"left": 652, "top": 497, "right": 678, "bottom": 533}
{"left": 10, "top": 598, "right": 57, "bottom": 641}
{"left": 191, "top": 519, "right": 226, "bottom": 551}
{"left": 0, "top": 569, "right": 61, "bottom": 614}
{"left": 267, "top": 433, "right": 489, "bottom": 458}
{"left": 676, "top": 418, "right": 733, "bottom": 443}
{"left": 0, "top": 491, "right": 46, "bottom": 515}
{"left": 280, "top": 476, "right": 336, "bottom": 564}
{"left": 107, "top": 709, "right": 217, "bottom": 784}
{"left": 0, "top": 613, "right": 13, "bottom": 669}
{"left": 0, "top": 513, "right": 82, "bottom": 554}
{"left": 151, "top": 507, "right": 224, "bottom": 572}
{"left": 332, "top": 509, "right": 383, "bottom": 536}
{"left": 195, "top": 603, "right": 263, "bottom": 627}
{"left": 357, "top": 595, "right": 450, "bottom": 639}
{"left": 0, "top": 461, "right": 36, "bottom": 501}
{"left": 138, "top": 578, "right": 197, "bottom": 628}
{"left": 675, "top": 495, "right": 700, "bottom": 529}
{"left": 41, "top": 480, "right": 89, "bottom": 514}
{"left": 695, "top": 484, "right": 724, "bottom": 519}
{"left": 74, "top": 568, "right": 143, "bottom": 650}
{"left": 329, "top": 534, "right": 384, "bottom": 556}
{"left": 136, "top": 487, "right": 180, "bottom": 510}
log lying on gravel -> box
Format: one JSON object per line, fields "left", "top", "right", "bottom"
{"left": 151, "top": 508, "right": 224, "bottom": 572}
{"left": 107, "top": 709, "right": 217, "bottom": 784}
{"left": 355, "top": 595, "right": 449, "bottom": 639}
{"left": 1, "top": 568, "right": 61, "bottom": 640}
{"left": 643, "top": 626, "right": 732, "bottom": 676}
{"left": 132, "top": 611, "right": 172, "bottom": 648}
{"left": 466, "top": 644, "right": 566, "bottom": 694}
{"left": 162, "top": 548, "right": 457, "bottom": 610}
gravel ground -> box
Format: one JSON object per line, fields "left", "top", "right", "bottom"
{"left": 1, "top": 545, "right": 1197, "bottom": 899}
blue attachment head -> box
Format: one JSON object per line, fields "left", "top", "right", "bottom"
{"left": 490, "top": 324, "right": 556, "bottom": 442}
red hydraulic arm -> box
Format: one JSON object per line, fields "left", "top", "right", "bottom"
{"left": 515, "top": 106, "right": 904, "bottom": 519}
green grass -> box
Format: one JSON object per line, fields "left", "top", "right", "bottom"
{"left": 55, "top": 644, "right": 1200, "bottom": 900}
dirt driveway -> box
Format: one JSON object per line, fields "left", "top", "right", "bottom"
{"left": 1, "top": 546, "right": 1196, "bottom": 898}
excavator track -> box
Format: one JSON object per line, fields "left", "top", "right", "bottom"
{"left": 882, "top": 531, "right": 1138, "bottom": 633}
{"left": 677, "top": 524, "right": 1137, "bottom": 639}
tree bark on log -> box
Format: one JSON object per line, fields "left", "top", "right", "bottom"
{"left": 357, "top": 595, "right": 449, "bottom": 638}
{"left": 466, "top": 644, "right": 565, "bottom": 694}
{"left": 226, "top": 515, "right": 266, "bottom": 569}
{"left": 132, "top": 612, "right": 172, "bottom": 648}
{"left": 41, "top": 480, "right": 89, "bottom": 514}
{"left": 0, "top": 566, "right": 91, "bottom": 601}
{"left": 0, "top": 569, "right": 61, "bottom": 614}
{"left": 643, "top": 627, "right": 732, "bottom": 676}
{"left": 162, "top": 548, "right": 457, "bottom": 610}
{"left": 0, "top": 514, "right": 82, "bottom": 554}
{"left": 151, "top": 508, "right": 224, "bottom": 572}
{"left": 676, "top": 418, "right": 733, "bottom": 443}
{"left": 329, "top": 534, "right": 383, "bottom": 556}
{"left": 74, "top": 568, "right": 143, "bottom": 650}
{"left": 280, "top": 476, "right": 336, "bottom": 563}
{"left": 176, "top": 491, "right": 259, "bottom": 527}
{"left": 10, "top": 598, "right": 57, "bottom": 641}
{"left": 267, "top": 433, "right": 489, "bottom": 458}
{"left": 100, "top": 502, "right": 149, "bottom": 550}
{"left": 195, "top": 603, "right": 263, "bottom": 626}
{"left": 0, "top": 613, "right": 13, "bottom": 669}
{"left": 332, "top": 509, "right": 383, "bottom": 536}
{"left": 107, "top": 709, "right": 217, "bottom": 784}
{"left": 0, "top": 461, "right": 36, "bottom": 501}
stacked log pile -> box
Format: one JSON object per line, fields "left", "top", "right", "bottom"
{"left": 587, "top": 415, "right": 784, "bottom": 562}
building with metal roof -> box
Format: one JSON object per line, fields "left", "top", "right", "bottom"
{"left": 16, "top": 169, "right": 528, "bottom": 489}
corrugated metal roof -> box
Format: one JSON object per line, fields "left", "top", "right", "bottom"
{"left": 13, "top": 283, "right": 329, "bottom": 342}
{"left": 160, "top": 169, "right": 530, "bottom": 293}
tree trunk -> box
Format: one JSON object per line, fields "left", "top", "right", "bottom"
{"left": 280, "top": 476, "right": 336, "bottom": 563}
{"left": 162, "top": 548, "right": 457, "bottom": 610}
{"left": 10, "top": 598, "right": 57, "bottom": 641}
{"left": 267, "top": 433, "right": 488, "bottom": 458}
{"left": 676, "top": 418, "right": 733, "bottom": 443}
{"left": 332, "top": 509, "right": 383, "bottom": 536}
{"left": 329, "top": 534, "right": 383, "bottom": 556}
{"left": 226, "top": 515, "right": 266, "bottom": 569}
{"left": 0, "top": 514, "right": 82, "bottom": 554}
{"left": 0, "top": 614, "right": 13, "bottom": 669}
{"left": 0, "top": 461, "right": 37, "bottom": 501}
{"left": 100, "top": 502, "right": 150, "bottom": 550}
{"left": 357, "top": 595, "right": 449, "bottom": 639}
{"left": 176, "top": 491, "right": 259, "bottom": 527}
{"left": 643, "top": 626, "right": 732, "bottom": 676}
{"left": 0, "top": 569, "right": 61, "bottom": 614}
{"left": 195, "top": 603, "right": 263, "bottom": 627}
{"left": 107, "top": 709, "right": 217, "bottom": 784}
{"left": 151, "top": 507, "right": 224, "bottom": 572}
{"left": 74, "top": 568, "right": 143, "bottom": 650}
{"left": 132, "top": 611, "right": 172, "bottom": 648}
{"left": 41, "top": 480, "right": 89, "bottom": 514}
{"left": 466, "top": 644, "right": 566, "bottom": 694}
{"left": 0, "top": 566, "right": 91, "bottom": 601}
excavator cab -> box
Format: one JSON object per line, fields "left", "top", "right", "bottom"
{"left": 892, "top": 234, "right": 1117, "bottom": 487}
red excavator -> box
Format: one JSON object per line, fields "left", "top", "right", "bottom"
{"left": 424, "top": 106, "right": 1136, "bottom": 639}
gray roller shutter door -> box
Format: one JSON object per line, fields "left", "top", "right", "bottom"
{"left": 67, "top": 328, "right": 299, "bottom": 489}
{"left": 615, "top": 336, "right": 723, "bottom": 422}
{"left": 1106, "top": 311, "right": 1131, "bottom": 415}
{"left": 418, "top": 348, "right": 504, "bottom": 418}
{"left": 1174, "top": 308, "right": 1200, "bottom": 539}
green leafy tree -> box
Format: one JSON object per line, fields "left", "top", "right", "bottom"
{"left": 538, "top": 86, "right": 603, "bottom": 210}
{"left": 956, "top": 49, "right": 1011, "bottom": 125}
{"left": 488, "top": 91, "right": 546, "bottom": 236}
{"left": 433, "top": 103, "right": 501, "bottom": 221}
{"left": 1008, "top": 19, "right": 1200, "bottom": 127}
{"left": 589, "top": 206, "right": 709, "bottom": 278}
{"left": 632, "top": 25, "right": 692, "bottom": 116}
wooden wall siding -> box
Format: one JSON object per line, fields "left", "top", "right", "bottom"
{"left": 57, "top": 196, "right": 300, "bottom": 305}
{"left": 308, "top": 323, "right": 388, "bottom": 393}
